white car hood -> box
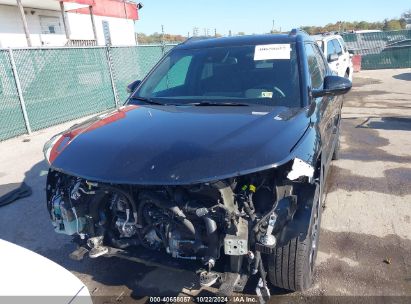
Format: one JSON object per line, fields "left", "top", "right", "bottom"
{"left": 0, "top": 239, "right": 92, "bottom": 304}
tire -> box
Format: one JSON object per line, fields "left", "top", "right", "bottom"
{"left": 267, "top": 173, "right": 323, "bottom": 291}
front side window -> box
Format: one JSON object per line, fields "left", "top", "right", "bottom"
{"left": 338, "top": 38, "right": 348, "bottom": 53}
{"left": 332, "top": 39, "right": 343, "bottom": 55}
{"left": 326, "top": 40, "right": 336, "bottom": 57}
{"left": 313, "top": 44, "right": 327, "bottom": 76}
{"left": 153, "top": 56, "right": 193, "bottom": 93}
{"left": 305, "top": 43, "right": 323, "bottom": 89}
{"left": 134, "top": 43, "right": 301, "bottom": 107}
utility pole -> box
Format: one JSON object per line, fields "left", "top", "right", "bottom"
{"left": 89, "top": 6, "right": 98, "bottom": 44}
{"left": 16, "top": 0, "right": 32, "bottom": 47}
{"left": 193, "top": 27, "right": 199, "bottom": 37}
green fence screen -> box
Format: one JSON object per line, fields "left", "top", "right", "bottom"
{"left": 342, "top": 30, "right": 411, "bottom": 69}
{"left": 13, "top": 47, "right": 116, "bottom": 131}
{"left": 111, "top": 45, "right": 164, "bottom": 102}
{"left": 0, "top": 50, "right": 27, "bottom": 141}
{"left": 0, "top": 44, "right": 176, "bottom": 141}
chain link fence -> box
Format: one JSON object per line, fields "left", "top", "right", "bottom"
{"left": 342, "top": 30, "right": 411, "bottom": 69}
{"left": 0, "top": 50, "right": 29, "bottom": 140}
{"left": 0, "top": 44, "right": 176, "bottom": 141}
{"left": 110, "top": 45, "right": 175, "bottom": 102}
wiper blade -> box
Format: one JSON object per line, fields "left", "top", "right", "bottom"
{"left": 188, "top": 101, "right": 250, "bottom": 107}
{"left": 129, "top": 96, "right": 164, "bottom": 105}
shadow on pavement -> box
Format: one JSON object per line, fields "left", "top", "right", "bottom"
{"left": 393, "top": 72, "right": 411, "bottom": 81}
{"left": 314, "top": 229, "right": 411, "bottom": 296}
{"left": 340, "top": 117, "right": 411, "bottom": 164}
{"left": 357, "top": 117, "right": 411, "bottom": 132}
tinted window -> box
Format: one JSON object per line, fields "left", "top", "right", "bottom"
{"left": 305, "top": 43, "right": 323, "bottom": 89}
{"left": 327, "top": 40, "right": 336, "bottom": 57}
{"left": 338, "top": 38, "right": 347, "bottom": 52}
{"left": 134, "top": 44, "right": 301, "bottom": 107}
{"left": 333, "top": 39, "right": 343, "bottom": 55}
{"left": 153, "top": 56, "right": 192, "bottom": 93}
{"left": 313, "top": 45, "right": 327, "bottom": 76}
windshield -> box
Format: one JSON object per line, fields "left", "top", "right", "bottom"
{"left": 131, "top": 43, "right": 301, "bottom": 107}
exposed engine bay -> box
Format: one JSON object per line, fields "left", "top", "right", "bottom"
{"left": 46, "top": 160, "right": 316, "bottom": 297}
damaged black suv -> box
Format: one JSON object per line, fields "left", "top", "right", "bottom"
{"left": 44, "top": 29, "right": 351, "bottom": 298}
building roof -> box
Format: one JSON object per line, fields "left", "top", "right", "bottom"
{"left": 0, "top": 0, "right": 139, "bottom": 20}
{"left": 0, "top": 0, "right": 89, "bottom": 10}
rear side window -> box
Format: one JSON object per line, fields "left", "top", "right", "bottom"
{"left": 305, "top": 43, "right": 323, "bottom": 89}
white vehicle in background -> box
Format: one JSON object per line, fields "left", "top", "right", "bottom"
{"left": 313, "top": 34, "right": 353, "bottom": 81}
{"left": 0, "top": 239, "right": 92, "bottom": 304}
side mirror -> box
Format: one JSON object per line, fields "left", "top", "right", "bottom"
{"left": 127, "top": 80, "right": 141, "bottom": 93}
{"left": 328, "top": 53, "right": 339, "bottom": 63}
{"left": 312, "top": 75, "right": 352, "bottom": 98}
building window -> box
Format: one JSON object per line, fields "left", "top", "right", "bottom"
{"left": 40, "top": 16, "right": 62, "bottom": 34}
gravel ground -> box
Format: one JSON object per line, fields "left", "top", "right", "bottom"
{"left": 0, "top": 69, "right": 410, "bottom": 303}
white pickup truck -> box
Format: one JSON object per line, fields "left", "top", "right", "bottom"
{"left": 313, "top": 34, "right": 353, "bottom": 81}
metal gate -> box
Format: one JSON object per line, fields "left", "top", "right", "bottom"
{"left": 342, "top": 30, "right": 411, "bottom": 69}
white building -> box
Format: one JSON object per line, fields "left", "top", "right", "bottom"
{"left": 0, "top": 0, "right": 140, "bottom": 48}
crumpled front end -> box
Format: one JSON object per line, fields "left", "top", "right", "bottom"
{"left": 46, "top": 155, "right": 318, "bottom": 293}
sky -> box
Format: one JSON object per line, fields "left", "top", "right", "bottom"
{"left": 134, "top": 0, "right": 411, "bottom": 35}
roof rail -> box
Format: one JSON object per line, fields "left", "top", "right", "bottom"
{"left": 182, "top": 36, "right": 215, "bottom": 44}
{"left": 289, "top": 28, "right": 309, "bottom": 36}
